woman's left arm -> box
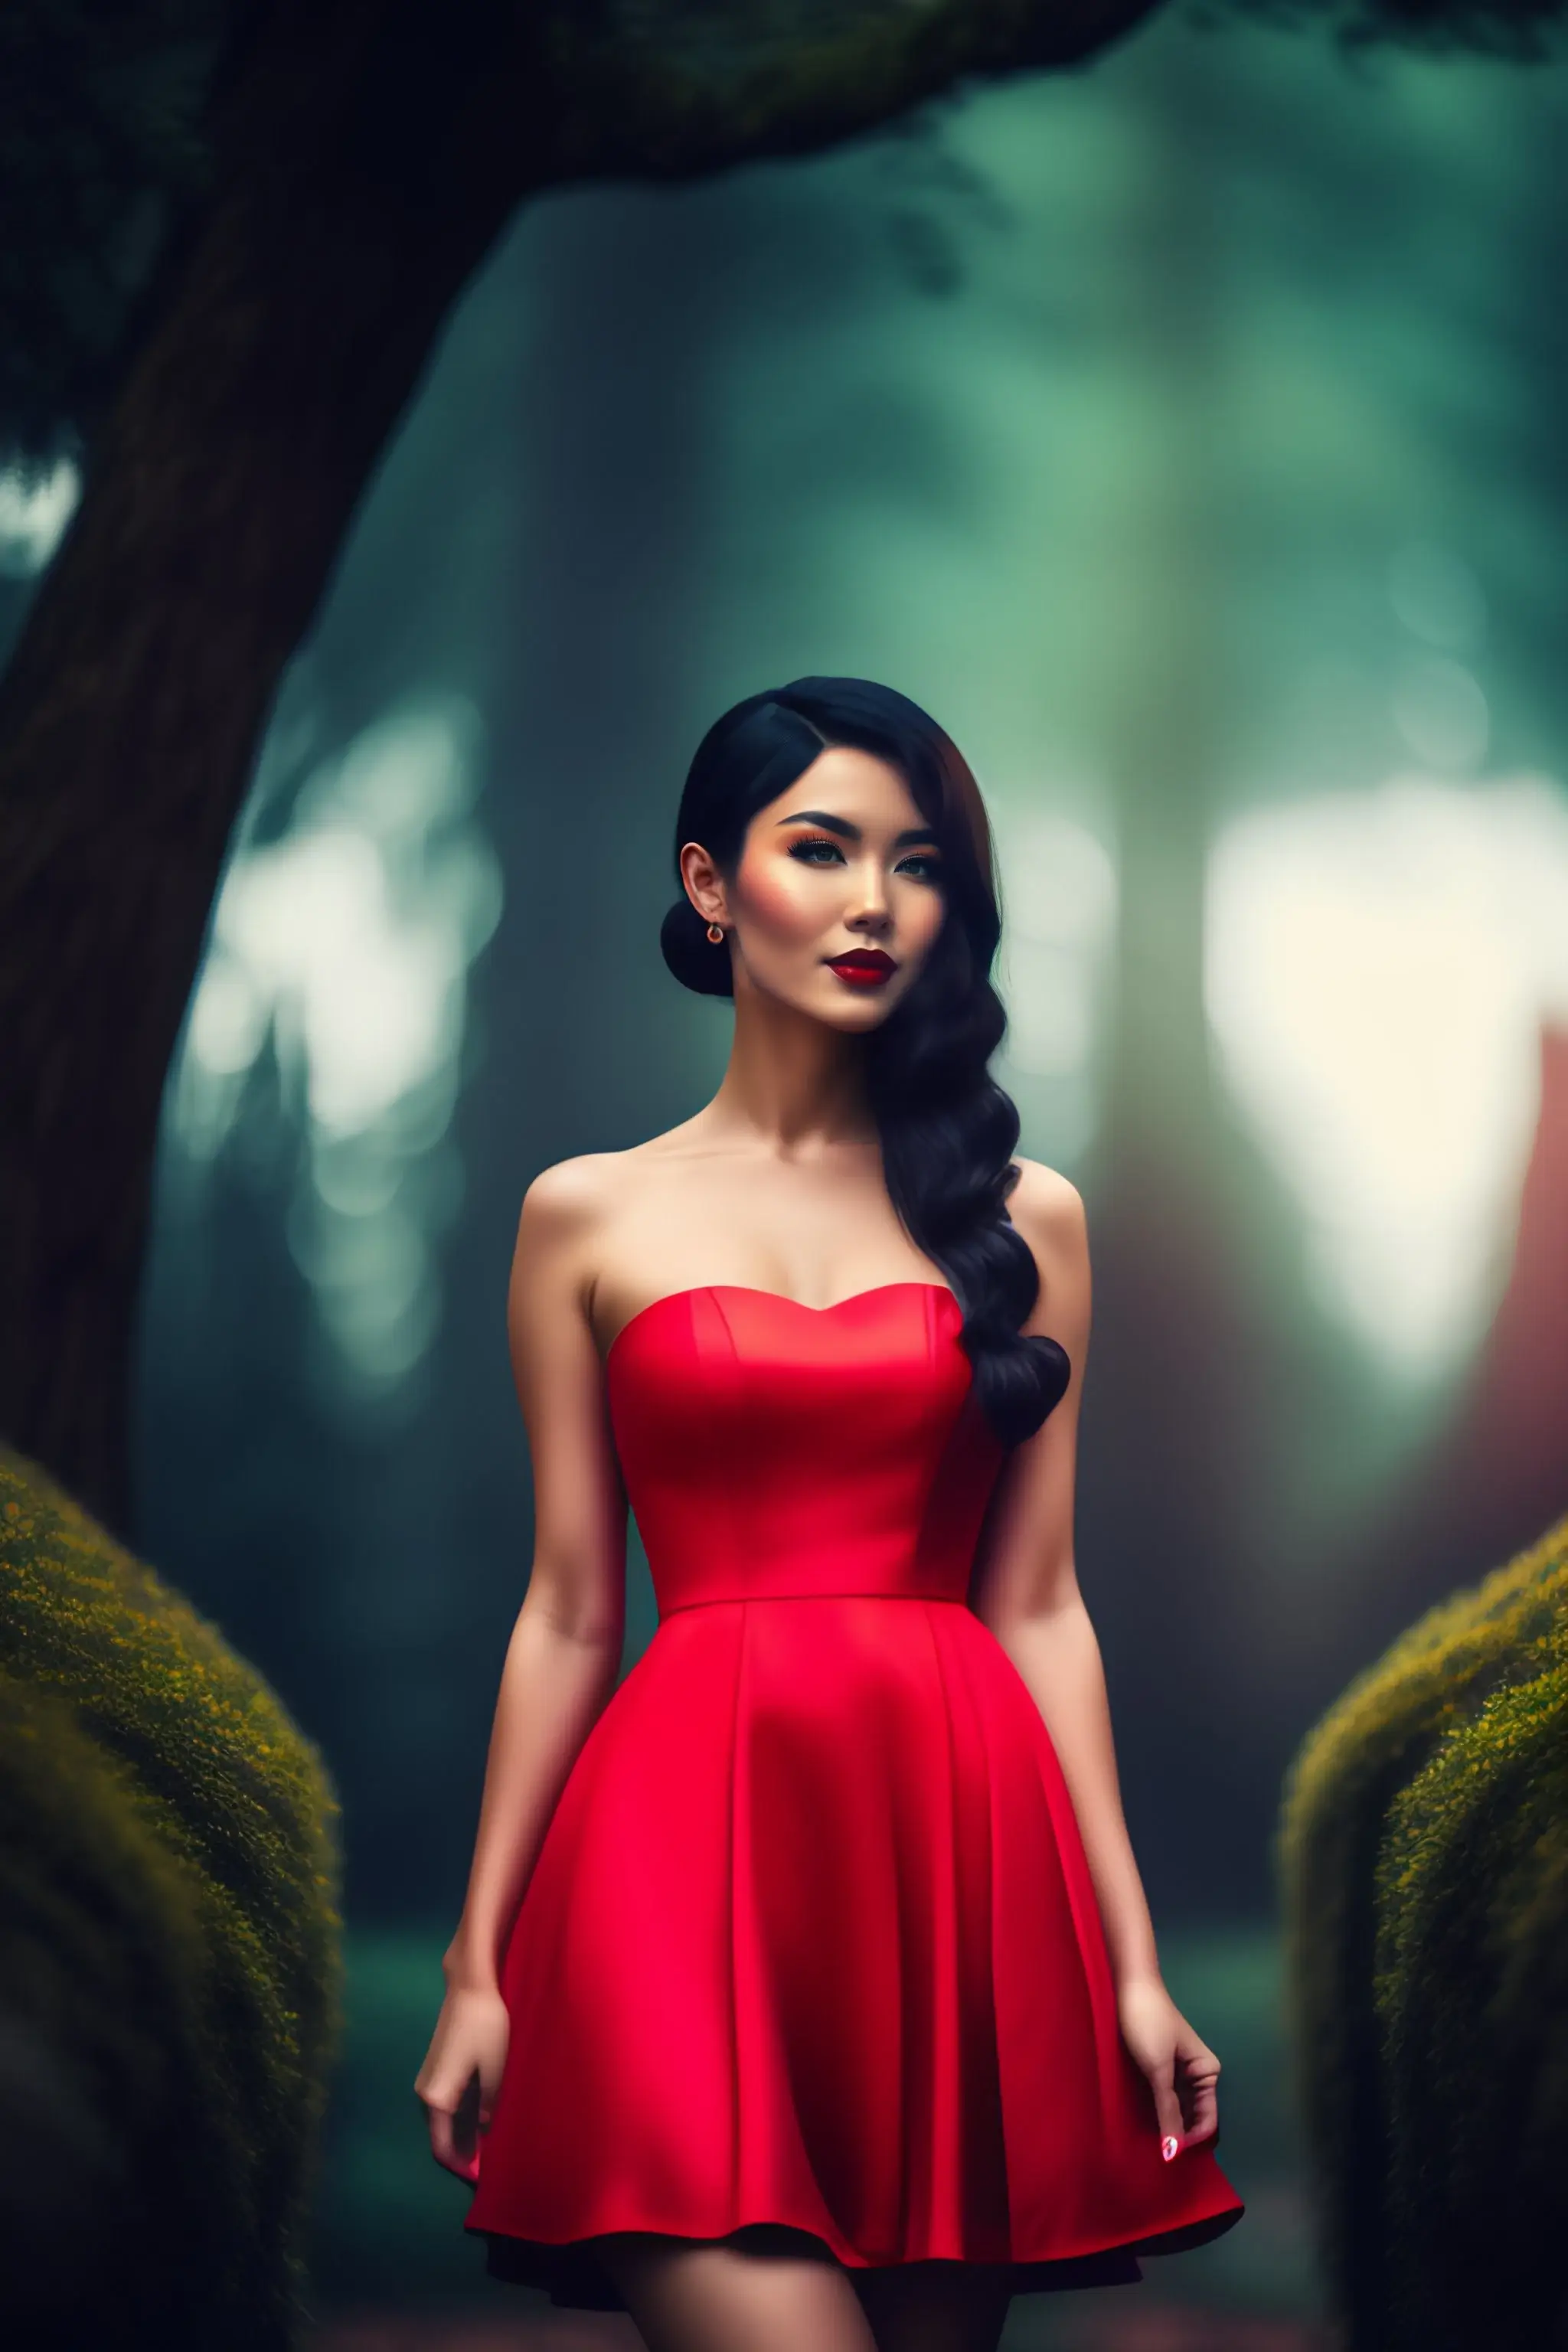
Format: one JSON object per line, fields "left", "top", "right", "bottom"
{"left": 967, "top": 1158, "right": 1221, "bottom": 2155}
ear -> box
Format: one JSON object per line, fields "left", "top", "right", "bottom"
{"left": 679, "top": 841, "right": 728, "bottom": 928}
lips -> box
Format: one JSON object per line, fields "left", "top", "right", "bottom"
{"left": 826, "top": 949, "right": 898, "bottom": 988}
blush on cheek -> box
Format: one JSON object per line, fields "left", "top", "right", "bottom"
{"left": 912, "top": 902, "right": 946, "bottom": 957}
{"left": 737, "top": 865, "right": 821, "bottom": 942}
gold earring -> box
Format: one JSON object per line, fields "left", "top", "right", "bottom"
{"left": 707, "top": 921, "right": 724, "bottom": 944}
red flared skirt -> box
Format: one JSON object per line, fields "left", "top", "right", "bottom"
{"left": 463, "top": 1591, "right": 1244, "bottom": 2309}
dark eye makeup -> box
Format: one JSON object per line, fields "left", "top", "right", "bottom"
{"left": 787, "top": 835, "right": 942, "bottom": 881}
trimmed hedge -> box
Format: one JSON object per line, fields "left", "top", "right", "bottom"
{"left": 1277, "top": 1511, "right": 1568, "bottom": 2351}
{"left": 0, "top": 1443, "right": 344, "bottom": 2350}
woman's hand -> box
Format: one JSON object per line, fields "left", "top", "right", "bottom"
{"left": 1115, "top": 1975, "right": 1221, "bottom": 2161}
{"left": 414, "top": 1981, "right": 511, "bottom": 2184}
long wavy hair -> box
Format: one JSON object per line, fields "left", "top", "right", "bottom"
{"left": 659, "top": 677, "right": 1070, "bottom": 1449}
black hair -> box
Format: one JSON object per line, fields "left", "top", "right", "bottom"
{"left": 659, "top": 676, "right": 1070, "bottom": 1449}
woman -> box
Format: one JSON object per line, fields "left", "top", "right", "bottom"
{"left": 416, "top": 678, "right": 1244, "bottom": 2352}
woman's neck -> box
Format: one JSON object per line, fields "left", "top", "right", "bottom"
{"left": 703, "top": 976, "right": 876, "bottom": 1158}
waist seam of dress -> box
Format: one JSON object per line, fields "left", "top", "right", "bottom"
{"left": 658, "top": 1592, "right": 975, "bottom": 1617}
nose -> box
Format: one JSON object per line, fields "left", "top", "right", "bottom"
{"left": 845, "top": 857, "right": 893, "bottom": 933}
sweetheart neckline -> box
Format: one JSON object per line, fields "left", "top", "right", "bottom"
{"left": 603, "top": 1281, "right": 959, "bottom": 1369}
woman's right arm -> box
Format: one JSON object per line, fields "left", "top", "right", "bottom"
{"left": 416, "top": 1157, "right": 627, "bottom": 2178}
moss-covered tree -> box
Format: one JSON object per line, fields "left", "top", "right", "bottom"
{"left": 1278, "top": 1508, "right": 1568, "bottom": 2350}
{"left": 0, "top": 1439, "right": 342, "bottom": 2350}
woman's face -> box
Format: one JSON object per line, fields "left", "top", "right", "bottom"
{"left": 681, "top": 746, "right": 949, "bottom": 1031}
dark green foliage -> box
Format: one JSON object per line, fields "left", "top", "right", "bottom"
{"left": 1277, "top": 1514, "right": 1568, "bottom": 2350}
{"left": 0, "top": 1442, "right": 345, "bottom": 2350}
{"left": 1373, "top": 1545, "right": 1568, "bottom": 2345}
{"left": 2, "top": 0, "right": 1564, "bottom": 469}
{"left": 0, "top": 0, "right": 227, "bottom": 473}
{"left": 1195, "top": 0, "right": 1568, "bottom": 57}
{"left": 0, "top": 1671, "right": 220, "bottom": 2347}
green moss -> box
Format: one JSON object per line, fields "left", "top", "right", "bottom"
{"left": 0, "top": 1444, "right": 345, "bottom": 2350}
{"left": 1373, "top": 1557, "right": 1568, "bottom": 2347}
{"left": 1276, "top": 1512, "right": 1568, "bottom": 2352}
{"left": 0, "top": 1671, "right": 218, "bottom": 2345}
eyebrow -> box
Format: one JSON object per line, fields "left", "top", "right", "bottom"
{"left": 773, "top": 808, "right": 941, "bottom": 849}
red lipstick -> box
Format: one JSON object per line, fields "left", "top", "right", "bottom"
{"left": 826, "top": 949, "right": 898, "bottom": 988}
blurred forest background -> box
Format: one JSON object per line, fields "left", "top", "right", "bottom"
{"left": 4, "top": 1, "right": 1565, "bottom": 2338}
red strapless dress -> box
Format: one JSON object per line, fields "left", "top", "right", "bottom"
{"left": 465, "top": 1282, "right": 1244, "bottom": 2308}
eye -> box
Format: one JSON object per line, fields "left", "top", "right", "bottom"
{"left": 785, "top": 836, "right": 942, "bottom": 881}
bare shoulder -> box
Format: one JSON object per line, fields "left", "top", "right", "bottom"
{"left": 1007, "top": 1157, "right": 1091, "bottom": 1358}
{"left": 514, "top": 1148, "right": 647, "bottom": 1289}
{"left": 1006, "top": 1156, "right": 1087, "bottom": 1263}
{"left": 518, "top": 1150, "right": 625, "bottom": 1235}
{"left": 519, "top": 1125, "right": 703, "bottom": 1229}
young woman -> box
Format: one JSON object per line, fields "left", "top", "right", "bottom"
{"left": 416, "top": 678, "right": 1244, "bottom": 2352}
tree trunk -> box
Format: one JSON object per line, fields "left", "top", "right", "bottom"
{"left": 0, "top": 1, "right": 552, "bottom": 1540}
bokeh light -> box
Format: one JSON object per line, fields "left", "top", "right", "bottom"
{"left": 168, "top": 695, "right": 502, "bottom": 1410}
{"left": 1207, "top": 770, "right": 1568, "bottom": 1377}
{"left": 0, "top": 456, "right": 80, "bottom": 577}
